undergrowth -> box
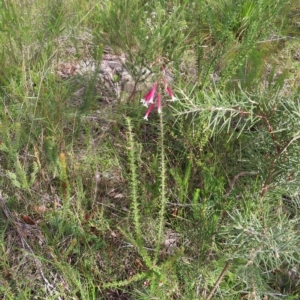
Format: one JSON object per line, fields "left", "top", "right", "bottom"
{"left": 0, "top": 0, "right": 300, "bottom": 299}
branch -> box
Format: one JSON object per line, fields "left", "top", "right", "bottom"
{"left": 206, "top": 260, "right": 232, "bottom": 300}
{"left": 225, "top": 171, "right": 259, "bottom": 198}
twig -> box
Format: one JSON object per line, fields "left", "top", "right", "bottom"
{"left": 206, "top": 260, "right": 231, "bottom": 300}
{"left": 225, "top": 171, "right": 259, "bottom": 198}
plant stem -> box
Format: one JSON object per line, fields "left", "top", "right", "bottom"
{"left": 206, "top": 260, "right": 232, "bottom": 300}
{"left": 154, "top": 112, "right": 167, "bottom": 265}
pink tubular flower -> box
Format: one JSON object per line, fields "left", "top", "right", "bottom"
{"left": 166, "top": 86, "right": 176, "bottom": 101}
{"left": 143, "top": 103, "right": 155, "bottom": 120}
{"left": 141, "top": 82, "right": 157, "bottom": 107}
{"left": 157, "top": 93, "right": 162, "bottom": 113}
{"left": 162, "top": 77, "right": 176, "bottom": 101}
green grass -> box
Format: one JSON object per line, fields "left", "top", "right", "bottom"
{"left": 0, "top": 0, "right": 300, "bottom": 299}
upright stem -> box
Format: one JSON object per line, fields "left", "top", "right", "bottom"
{"left": 154, "top": 112, "right": 167, "bottom": 265}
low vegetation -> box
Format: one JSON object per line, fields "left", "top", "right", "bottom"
{"left": 0, "top": 0, "right": 300, "bottom": 299}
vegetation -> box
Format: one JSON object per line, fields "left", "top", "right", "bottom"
{"left": 0, "top": 0, "right": 300, "bottom": 299}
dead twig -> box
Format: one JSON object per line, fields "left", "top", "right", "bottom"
{"left": 225, "top": 171, "right": 259, "bottom": 198}
{"left": 206, "top": 260, "right": 232, "bottom": 300}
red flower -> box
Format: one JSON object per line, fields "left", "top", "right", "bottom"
{"left": 141, "top": 83, "right": 157, "bottom": 107}
{"left": 141, "top": 68, "right": 177, "bottom": 120}
{"left": 166, "top": 86, "right": 176, "bottom": 101}
{"left": 162, "top": 77, "right": 176, "bottom": 101}
{"left": 143, "top": 103, "right": 155, "bottom": 120}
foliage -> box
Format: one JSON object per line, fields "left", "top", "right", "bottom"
{"left": 0, "top": 0, "right": 300, "bottom": 299}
